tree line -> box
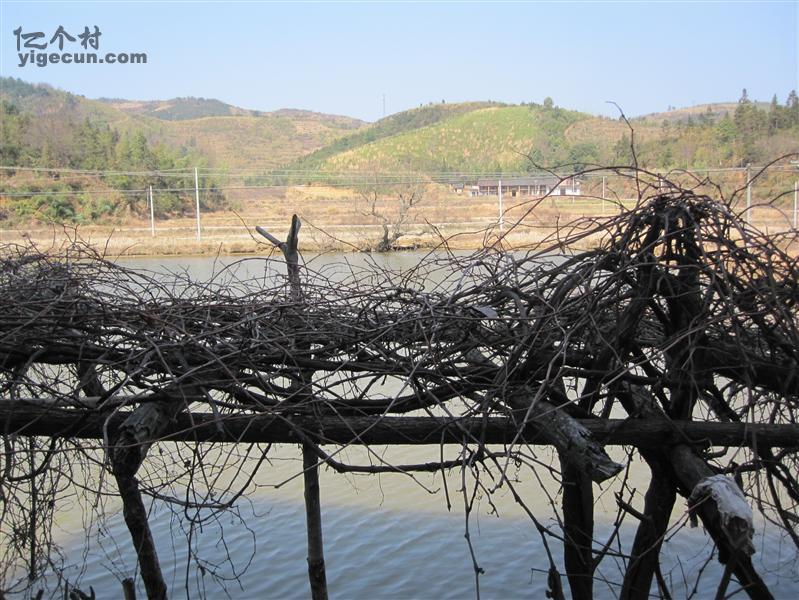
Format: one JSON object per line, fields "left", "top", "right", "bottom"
{"left": 613, "top": 89, "right": 799, "bottom": 170}
{"left": 0, "top": 97, "right": 224, "bottom": 224}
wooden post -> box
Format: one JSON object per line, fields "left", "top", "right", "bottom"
{"left": 621, "top": 384, "right": 773, "bottom": 600}
{"left": 113, "top": 472, "right": 167, "bottom": 600}
{"left": 257, "top": 215, "right": 328, "bottom": 600}
{"left": 304, "top": 444, "right": 328, "bottom": 600}
{"left": 122, "top": 578, "right": 137, "bottom": 600}
{"left": 110, "top": 392, "right": 196, "bottom": 600}
{"left": 561, "top": 462, "right": 594, "bottom": 599}
{"left": 619, "top": 454, "right": 676, "bottom": 599}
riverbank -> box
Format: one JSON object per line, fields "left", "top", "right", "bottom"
{"left": 1, "top": 188, "right": 795, "bottom": 257}
{"left": 0, "top": 222, "right": 609, "bottom": 257}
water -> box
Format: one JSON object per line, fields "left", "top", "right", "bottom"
{"left": 12, "top": 252, "right": 799, "bottom": 599}
{"left": 44, "top": 444, "right": 799, "bottom": 599}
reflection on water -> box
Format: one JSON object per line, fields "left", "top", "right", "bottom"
{"left": 23, "top": 253, "right": 799, "bottom": 598}
{"left": 46, "top": 440, "right": 799, "bottom": 599}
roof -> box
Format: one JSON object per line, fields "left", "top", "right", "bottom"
{"left": 476, "top": 175, "right": 566, "bottom": 187}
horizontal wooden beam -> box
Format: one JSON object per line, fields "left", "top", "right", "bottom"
{"left": 1, "top": 404, "right": 798, "bottom": 448}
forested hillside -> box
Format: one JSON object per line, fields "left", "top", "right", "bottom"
{"left": 299, "top": 91, "right": 799, "bottom": 173}
{"left": 1, "top": 77, "right": 796, "bottom": 226}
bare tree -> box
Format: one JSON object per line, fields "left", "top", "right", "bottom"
{"left": 356, "top": 177, "right": 426, "bottom": 251}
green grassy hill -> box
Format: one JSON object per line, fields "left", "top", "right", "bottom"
{"left": 296, "top": 98, "right": 798, "bottom": 173}
{"left": 297, "top": 103, "right": 647, "bottom": 173}
{"left": 292, "top": 101, "right": 503, "bottom": 169}
{"left": 315, "top": 104, "right": 587, "bottom": 172}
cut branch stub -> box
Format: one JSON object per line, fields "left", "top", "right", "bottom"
{"left": 111, "top": 399, "right": 188, "bottom": 477}
{"left": 507, "top": 391, "right": 624, "bottom": 483}
{"left": 257, "top": 214, "right": 301, "bottom": 301}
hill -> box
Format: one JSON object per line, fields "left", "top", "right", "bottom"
{"left": 292, "top": 101, "right": 504, "bottom": 169}
{"left": 0, "top": 78, "right": 366, "bottom": 170}
{"left": 296, "top": 102, "right": 654, "bottom": 173}
{"left": 295, "top": 96, "right": 798, "bottom": 173}
{"left": 634, "top": 101, "right": 771, "bottom": 125}
{"left": 4, "top": 77, "right": 796, "bottom": 175}
{"left": 2, "top": 77, "right": 797, "bottom": 228}
{"left": 98, "top": 96, "right": 260, "bottom": 120}
{"left": 0, "top": 77, "right": 367, "bottom": 223}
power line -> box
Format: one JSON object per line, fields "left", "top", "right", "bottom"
{"left": 0, "top": 181, "right": 451, "bottom": 198}
{"left": 2, "top": 163, "right": 797, "bottom": 200}
{"left": 3, "top": 163, "right": 796, "bottom": 180}
{"left": 0, "top": 165, "right": 193, "bottom": 177}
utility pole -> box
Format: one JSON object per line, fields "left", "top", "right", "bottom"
{"left": 498, "top": 178, "right": 504, "bottom": 231}
{"left": 194, "top": 167, "right": 202, "bottom": 241}
{"left": 148, "top": 185, "right": 155, "bottom": 237}
{"left": 745, "top": 164, "right": 752, "bottom": 225}
{"left": 791, "top": 161, "right": 799, "bottom": 230}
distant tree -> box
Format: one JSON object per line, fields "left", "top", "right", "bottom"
{"left": 769, "top": 94, "right": 780, "bottom": 132}
{"left": 0, "top": 100, "right": 27, "bottom": 165}
{"left": 357, "top": 179, "right": 426, "bottom": 252}
{"left": 657, "top": 144, "right": 675, "bottom": 168}
{"left": 739, "top": 88, "right": 749, "bottom": 104}
{"left": 543, "top": 97, "right": 554, "bottom": 110}
{"left": 787, "top": 90, "right": 799, "bottom": 126}
{"left": 612, "top": 133, "right": 633, "bottom": 164}
{"left": 698, "top": 105, "right": 713, "bottom": 126}
{"left": 733, "top": 91, "right": 766, "bottom": 164}
{"left": 715, "top": 114, "right": 736, "bottom": 144}
{"left": 566, "top": 142, "right": 600, "bottom": 170}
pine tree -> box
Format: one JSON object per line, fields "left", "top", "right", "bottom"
{"left": 787, "top": 90, "right": 799, "bottom": 127}
{"left": 769, "top": 94, "right": 780, "bottom": 132}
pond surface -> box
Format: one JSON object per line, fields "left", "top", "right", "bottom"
{"left": 18, "top": 252, "right": 799, "bottom": 599}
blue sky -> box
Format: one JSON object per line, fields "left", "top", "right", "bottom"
{"left": 0, "top": 1, "right": 796, "bottom": 121}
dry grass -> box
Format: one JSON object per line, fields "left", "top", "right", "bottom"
{"left": 2, "top": 182, "right": 796, "bottom": 257}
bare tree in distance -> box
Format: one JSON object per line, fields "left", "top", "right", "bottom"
{"left": 356, "top": 176, "right": 426, "bottom": 251}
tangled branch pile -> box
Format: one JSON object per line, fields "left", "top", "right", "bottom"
{"left": 1, "top": 182, "right": 798, "bottom": 598}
